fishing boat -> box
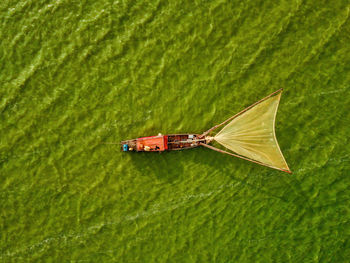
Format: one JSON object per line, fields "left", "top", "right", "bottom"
{"left": 121, "top": 89, "right": 291, "bottom": 173}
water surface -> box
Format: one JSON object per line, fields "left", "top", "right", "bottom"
{"left": 1, "top": 0, "right": 350, "bottom": 262}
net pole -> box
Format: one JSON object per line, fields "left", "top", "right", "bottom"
{"left": 199, "top": 89, "right": 283, "bottom": 138}
{"left": 199, "top": 143, "right": 291, "bottom": 174}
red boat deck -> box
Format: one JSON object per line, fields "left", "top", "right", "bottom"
{"left": 136, "top": 135, "right": 168, "bottom": 151}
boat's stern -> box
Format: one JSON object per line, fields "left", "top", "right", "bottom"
{"left": 120, "top": 139, "right": 137, "bottom": 152}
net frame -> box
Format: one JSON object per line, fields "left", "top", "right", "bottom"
{"left": 200, "top": 89, "right": 291, "bottom": 173}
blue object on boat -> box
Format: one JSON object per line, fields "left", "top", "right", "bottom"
{"left": 123, "top": 144, "right": 129, "bottom": 151}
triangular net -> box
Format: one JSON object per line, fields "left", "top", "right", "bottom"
{"left": 213, "top": 90, "right": 290, "bottom": 172}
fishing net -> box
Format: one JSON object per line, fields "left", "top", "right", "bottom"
{"left": 213, "top": 91, "right": 290, "bottom": 172}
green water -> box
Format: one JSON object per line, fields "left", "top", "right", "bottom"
{"left": 1, "top": 0, "right": 350, "bottom": 262}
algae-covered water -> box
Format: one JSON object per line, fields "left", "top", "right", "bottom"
{"left": 1, "top": 0, "right": 350, "bottom": 262}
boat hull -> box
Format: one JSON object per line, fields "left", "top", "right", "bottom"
{"left": 121, "top": 134, "right": 204, "bottom": 152}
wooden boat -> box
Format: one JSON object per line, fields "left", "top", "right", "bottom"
{"left": 121, "top": 134, "right": 205, "bottom": 152}
{"left": 121, "top": 89, "right": 291, "bottom": 173}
